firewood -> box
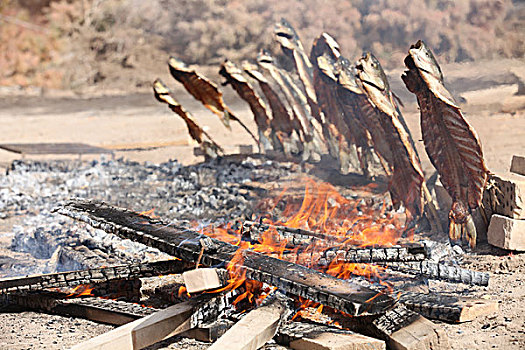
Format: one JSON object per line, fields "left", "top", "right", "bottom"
{"left": 276, "top": 322, "right": 385, "bottom": 350}
{"left": 70, "top": 292, "right": 236, "bottom": 350}
{"left": 398, "top": 291, "right": 498, "bottom": 323}
{"left": 56, "top": 200, "right": 396, "bottom": 316}
{"left": 181, "top": 319, "right": 234, "bottom": 343}
{"left": 299, "top": 304, "right": 449, "bottom": 350}
{"left": 0, "top": 259, "right": 193, "bottom": 293}
{"left": 510, "top": 155, "right": 525, "bottom": 176}
{"left": 487, "top": 214, "right": 525, "bottom": 251}
{"left": 380, "top": 260, "right": 489, "bottom": 286}
{"left": 208, "top": 293, "right": 289, "bottom": 350}
{"left": 183, "top": 268, "right": 222, "bottom": 294}
{"left": 1, "top": 291, "right": 156, "bottom": 326}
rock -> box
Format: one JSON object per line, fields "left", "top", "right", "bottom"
{"left": 487, "top": 214, "right": 525, "bottom": 251}
{"left": 510, "top": 155, "right": 525, "bottom": 177}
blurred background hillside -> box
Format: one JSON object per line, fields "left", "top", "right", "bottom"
{"left": 0, "top": 0, "right": 524, "bottom": 92}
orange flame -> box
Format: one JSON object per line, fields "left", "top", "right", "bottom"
{"left": 66, "top": 284, "right": 94, "bottom": 298}
{"left": 194, "top": 178, "right": 404, "bottom": 310}
{"left": 139, "top": 208, "right": 159, "bottom": 218}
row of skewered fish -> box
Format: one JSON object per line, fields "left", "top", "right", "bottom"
{"left": 153, "top": 19, "right": 487, "bottom": 249}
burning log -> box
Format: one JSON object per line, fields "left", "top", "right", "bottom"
{"left": 208, "top": 292, "right": 290, "bottom": 350}
{"left": 55, "top": 199, "right": 396, "bottom": 316}
{"left": 274, "top": 18, "right": 322, "bottom": 123}
{"left": 167, "top": 56, "right": 258, "bottom": 144}
{"left": 219, "top": 60, "right": 272, "bottom": 151}
{"left": 71, "top": 291, "right": 237, "bottom": 350}
{"left": 243, "top": 61, "right": 301, "bottom": 156}
{"left": 153, "top": 79, "right": 224, "bottom": 158}
{"left": 241, "top": 220, "right": 428, "bottom": 263}
{"left": 356, "top": 52, "right": 443, "bottom": 232}
{"left": 380, "top": 261, "right": 489, "bottom": 286}
{"left": 402, "top": 40, "right": 488, "bottom": 248}
{"left": 0, "top": 259, "right": 193, "bottom": 293}
{"left": 398, "top": 291, "right": 498, "bottom": 323}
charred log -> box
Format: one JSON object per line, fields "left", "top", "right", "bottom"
{"left": 0, "top": 259, "right": 193, "bottom": 293}
{"left": 55, "top": 199, "right": 396, "bottom": 316}
{"left": 380, "top": 261, "right": 489, "bottom": 286}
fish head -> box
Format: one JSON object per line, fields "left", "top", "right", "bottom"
{"left": 355, "top": 52, "right": 389, "bottom": 93}
{"left": 408, "top": 40, "right": 443, "bottom": 82}
{"left": 274, "top": 18, "right": 298, "bottom": 50}
{"left": 336, "top": 57, "right": 363, "bottom": 94}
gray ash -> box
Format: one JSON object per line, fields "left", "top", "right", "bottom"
{"left": 0, "top": 156, "right": 292, "bottom": 277}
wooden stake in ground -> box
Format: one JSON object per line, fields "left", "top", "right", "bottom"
{"left": 209, "top": 294, "right": 289, "bottom": 350}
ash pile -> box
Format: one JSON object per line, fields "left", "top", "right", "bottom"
{"left": 1, "top": 156, "right": 291, "bottom": 276}
{"left": 1, "top": 17, "right": 524, "bottom": 350}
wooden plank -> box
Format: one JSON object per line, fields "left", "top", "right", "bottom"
{"left": 298, "top": 304, "right": 449, "bottom": 350}
{"left": 290, "top": 332, "right": 385, "bottom": 350}
{"left": 181, "top": 319, "right": 234, "bottom": 342}
{"left": 487, "top": 214, "right": 525, "bottom": 251}
{"left": 398, "top": 292, "right": 498, "bottom": 323}
{"left": 70, "top": 292, "right": 234, "bottom": 350}
{"left": 0, "top": 142, "right": 113, "bottom": 155}
{"left": 56, "top": 200, "right": 396, "bottom": 316}
{"left": 183, "top": 268, "right": 222, "bottom": 293}
{"left": 277, "top": 321, "right": 385, "bottom": 350}
{"left": 208, "top": 296, "right": 287, "bottom": 350}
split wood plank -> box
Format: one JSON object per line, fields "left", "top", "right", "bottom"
{"left": 511, "top": 155, "right": 525, "bottom": 176}
{"left": 276, "top": 321, "right": 385, "bottom": 350}
{"left": 70, "top": 292, "right": 232, "bottom": 350}
{"left": 299, "top": 304, "right": 449, "bottom": 350}
{"left": 56, "top": 199, "right": 396, "bottom": 316}
{"left": 290, "top": 332, "right": 385, "bottom": 350}
{"left": 398, "top": 291, "right": 498, "bottom": 323}
{"left": 181, "top": 319, "right": 234, "bottom": 343}
{"left": 487, "top": 214, "right": 525, "bottom": 251}
{"left": 183, "top": 268, "right": 222, "bottom": 294}
{"left": 208, "top": 296, "right": 287, "bottom": 350}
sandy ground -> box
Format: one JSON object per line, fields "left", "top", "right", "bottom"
{"left": 0, "top": 60, "right": 524, "bottom": 349}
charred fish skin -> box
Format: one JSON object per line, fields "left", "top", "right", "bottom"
{"left": 356, "top": 52, "right": 426, "bottom": 221}
{"left": 402, "top": 40, "right": 488, "bottom": 248}
{"left": 309, "top": 33, "right": 363, "bottom": 174}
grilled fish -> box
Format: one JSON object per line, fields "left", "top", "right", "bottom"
{"left": 356, "top": 53, "right": 426, "bottom": 222}
{"left": 402, "top": 40, "right": 488, "bottom": 248}
{"left": 153, "top": 79, "right": 223, "bottom": 158}
{"left": 168, "top": 57, "right": 258, "bottom": 144}
{"left": 219, "top": 60, "right": 272, "bottom": 151}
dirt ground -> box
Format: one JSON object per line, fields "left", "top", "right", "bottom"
{"left": 0, "top": 59, "right": 524, "bottom": 349}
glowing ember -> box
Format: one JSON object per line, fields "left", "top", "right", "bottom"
{"left": 66, "top": 284, "right": 94, "bottom": 298}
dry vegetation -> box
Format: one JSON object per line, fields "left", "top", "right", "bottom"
{"left": 0, "top": 0, "right": 523, "bottom": 90}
